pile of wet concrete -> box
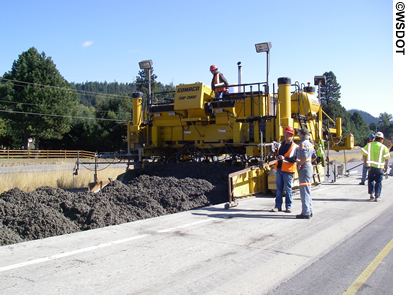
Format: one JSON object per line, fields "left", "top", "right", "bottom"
{"left": 0, "top": 162, "right": 242, "bottom": 246}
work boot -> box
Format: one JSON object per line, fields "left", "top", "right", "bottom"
{"left": 271, "top": 208, "right": 281, "bottom": 212}
{"left": 285, "top": 208, "right": 292, "bottom": 213}
{"left": 296, "top": 214, "right": 310, "bottom": 219}
{"left": 369, "top": 194, "right": 375, "bottom": 201}
{"left": 359, "top": 182, "right": 365, "bottom": 185}
{"left": 375, "top": 196, "right": 381, "bottom": 202}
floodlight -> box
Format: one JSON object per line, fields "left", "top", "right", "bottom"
{"left": 314, "top": 76, "right": 326, "bottom": 86}
{"left": 255, "top": 42, "right": 272, "bottom": 53}
{"left": 139, "top": 60, "right": 153, "bottom": 69}
{"left": 255, "top": 42, "right": 272, "bottom": 93}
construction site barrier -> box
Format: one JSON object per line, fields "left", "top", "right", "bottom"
{"left": 0, "top": 150, "right": 95, "bottom": 159}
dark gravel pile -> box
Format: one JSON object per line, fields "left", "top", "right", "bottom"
{"left": 0, "top": 162, "right": 243, "bottom": 246}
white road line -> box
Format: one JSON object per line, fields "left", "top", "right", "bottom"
{"left": 0, "top": 234, "right": 149, "bottom": 272}
{"left": 0, "top": 216, "right": 220, "bottom": 273}
{"left": 157, "top": 218, "right": 212, "bottom": 233}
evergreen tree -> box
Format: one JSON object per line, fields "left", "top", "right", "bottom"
{"left": 319, "top": 71, "right": 372, "bottom": 146}
{"left": 0, "top": 47, "right": 78, "bottom": 149}
{"left": 351, "top": 111, "right": 371, "bottom": 146}
{"left": 320, "top": 71, "right": 341, "bottom": 105}
{"left": 377, "top": 112, "right": 393, "bottom": 140}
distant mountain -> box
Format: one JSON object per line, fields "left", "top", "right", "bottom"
{"left": 348, "top": 109, "right": 379, "bottom": 125}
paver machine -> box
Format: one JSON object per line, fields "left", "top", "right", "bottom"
{"left": 126, "top": 61, "right": 354, "bottom": 205}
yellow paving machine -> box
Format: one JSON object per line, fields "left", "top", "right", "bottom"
{"left": 126, "top": 62, "right": 354, "bottom": 206}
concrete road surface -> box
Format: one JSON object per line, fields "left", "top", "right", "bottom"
{"left": 0, "top": 172, "right": 394, "bottom": 294}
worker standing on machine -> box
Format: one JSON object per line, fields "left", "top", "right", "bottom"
{"left": 361, "top": 131, "right": 390, "bottom": 202}
{"left": 272, "top": 126, "right": 298, "bottom": 213}
{"left": 359, "top": 134, "right": 375, "bottom": 185}
{"left": 296, "top": 128, "right": 315, "bottom": 219}
{"left": 210, "top": 65, "right": 229, "bottom": 99}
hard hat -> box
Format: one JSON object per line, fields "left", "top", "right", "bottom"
{"left": 369, "top": 134, "right": 375, "bottom": 138}
{"left": 210, "top": 65, "right": 218, "bottom": 71}
{"left": 375, "top": 132, "right": 384, "bottom": 138}
{"left": 284, "top": 126, "right": 295, "bottom": 135}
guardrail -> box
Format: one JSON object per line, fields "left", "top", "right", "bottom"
{"left": 0, "top": 150, "right": 95, "bottom": 159}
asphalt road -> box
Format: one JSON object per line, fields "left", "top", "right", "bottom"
{"left": 269, "top": 205, "right": 393, "bottom": 295}
{"left": 0, "top": 166, "right": 394, "bottom": 295}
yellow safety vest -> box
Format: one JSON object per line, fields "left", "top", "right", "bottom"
{"left": 361, "top": 142, "right": 390, "bottom": 169}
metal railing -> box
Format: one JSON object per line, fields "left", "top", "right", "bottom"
{"left": 0, "top": 149, "right": 95, "bottom": 159}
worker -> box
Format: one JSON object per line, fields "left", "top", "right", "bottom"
{"left": 271, "top": 126, "right": 298, "bottom": 213}
{"left": 210, "top": 65, "right": 229, "bottom": 99}
{"left": 359, "top": 134, "right": 374, "bottom": 185}
{"left": 296, "top": 128, "right": 315, "bottom": 219}
{"left": 361, "top": 131, "right": 390, "bottom": 201}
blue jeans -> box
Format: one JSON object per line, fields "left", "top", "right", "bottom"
{"left": 275, "top": 170, "right": 294, "bottom": 209}
{"left": 361, "top": 165, "right": 368, "bottom": 183}
{"left": 368, "top": 167, "right": 384, "bottom": 197}
{"left": 298, "top": 164, "right": 313, "bottom": 215}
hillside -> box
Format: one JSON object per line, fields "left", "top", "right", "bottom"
{"left": 348, "top": 109, "right": 379, "bottom": 125}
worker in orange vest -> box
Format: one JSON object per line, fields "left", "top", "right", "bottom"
{"left": 210, "top": 65, "right": 229, "bottom": 99}
{"left": 272, "top": 126, "right": 298, "bottom": 213}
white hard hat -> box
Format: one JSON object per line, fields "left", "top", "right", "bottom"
{"left": 375, "top": 131, "right": 384, "bottom": 138}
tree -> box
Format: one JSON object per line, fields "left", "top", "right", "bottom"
{"left": 320, "top": 71, "right": 341, "bottom": 105}
{"left": 351, "top": 111, "right": 371, "bottom": 146}
{"left": 318, "top": 71, "right": 373, "bottom": 146}
{"left": 0, "top": 47, "right": 78, "bottom": 149}
{"left": 377, "top": 112, "right": 393, "bottom": 140}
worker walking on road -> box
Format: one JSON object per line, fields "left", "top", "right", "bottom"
{"left": 296, "top": 128, "right": 315, "bottom": 219}
{"left": 359, "top": 134, "right": 374, "bottom": 185}
{"left": 271, "top": 126, "right": 298, "bottom": 213}
{"left": 210, "top": 65, "right": 229, "bottom": 99}
{"left": 361, "top": 132, "right": 390, "bottom": 201}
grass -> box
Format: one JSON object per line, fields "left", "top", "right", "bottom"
{"left": 0, "top": 158, "right": 128, "bottom": 193}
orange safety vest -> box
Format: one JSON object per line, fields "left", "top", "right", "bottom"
{"left": 213, "top": 72, "right": 227, "bottom": 93}
{"left": 274, "top": 142, "right": 298, "bottom": 173}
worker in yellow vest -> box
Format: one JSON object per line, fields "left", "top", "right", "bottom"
{"left": 210, "top": 65, "right": 229, "bottom": 99}
{"left": 361, "top": 131, "right": 391, "bottom": 201}
{"left": 272, "top": 126, "right": 298, "bottom": 213}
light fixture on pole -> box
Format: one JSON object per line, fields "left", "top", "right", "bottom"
{"left": 139, "top": 59, "right": 153, "bottom": 105}
{"left": 255, "top": 42, "right": 272, "bottom": 93}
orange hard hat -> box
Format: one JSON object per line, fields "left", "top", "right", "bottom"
{"left": 284, "top": 126, "right": 295, "bottom": 135}
{"left": 210, "top": 65, "right": 218, "bottom": 71}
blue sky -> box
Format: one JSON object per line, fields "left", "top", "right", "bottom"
{"left": 0, "top": 0, "right": 400, "bottom": 118}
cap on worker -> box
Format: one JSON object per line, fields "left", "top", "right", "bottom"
{"left": 210, "top": 65, "right": 218, "bottom": 71}
{"left": 375, "top": 131, "right": 384, "bottom": 139}
{"left": 369, "top": 134, "right": 375, "bottom": 138}
{"left": 297, "top": 128, "right": 310, "bottom": 138}
{"left": 284, "top": 126, "right": 295, "bottom": 135}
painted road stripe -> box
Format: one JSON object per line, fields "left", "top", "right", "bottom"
{"left": 0, "top": 216, "right": 221, "bottom": 273}
{"left": 157, "top": 218, "right": 212, "bottom": 233}
{"left": 0, "top": 234, "right": 149, "bottom": 272}
{"left": 343, "top": 238, "right": 393, "bottom": 295}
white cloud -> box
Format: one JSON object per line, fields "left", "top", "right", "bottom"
{"left": 82, "top": 41, "right": 93, "bottom": 47}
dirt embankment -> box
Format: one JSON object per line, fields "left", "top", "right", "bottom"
{"left": 0, "top": 163, "right": 242, "bottom": 246}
